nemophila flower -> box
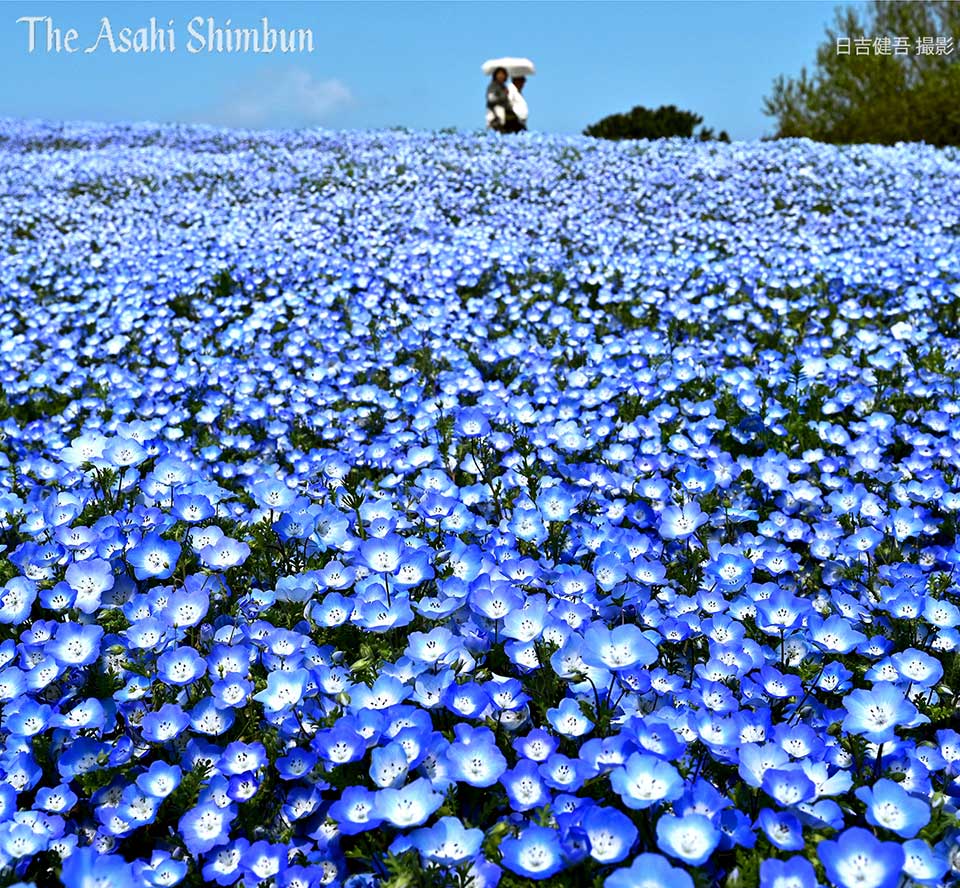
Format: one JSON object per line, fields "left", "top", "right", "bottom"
{"left": 253, "top": 668, "right": 309, "bottom": 712}
{"left": 165, "top": 586, "right": 209, "bottom": 628}
{"left": 716, "top": 807, "right": 755, "bottom": 851}
{"left": 0, "top": 784, "right": 15, "bottom": 822}
{"left": 656, "top": 813, "right": 721, "bottom": 866}
{"left": 1, "top": 821, "right": 48, "bottom": 858}
{"left": 891, "top": 648, "right": 944, "bottom": 687}
{"left": 445, "top": 725, "right": 507, "bottom": 786}
{"left": 25, "top": 654, "right": 65, "bottom": 693}
{"left": 854, "top": 778, "right": 930, "bottom": 838}
{"left": 610, "top": 753, "right": 683, "bottom": 810}
{"left": 922, "top": 596, "right": 960, "bottom": 629}
{"left": 4, "top": 699, "right": 51, "bottom": 737}
{"left": 470, "top": 581, "right": 523, "bottom": 622}
{"left": 104, "top": 436, "right": 148, "bottom": 468}
{"left": 373, "top": 777, "right": 443, "bottom": 828}
{"left": 122, "top": 616, "right": 167, "bottom": 651}
{"left": 501, "top": 594, "right": 550, "bottom": 644}
{"left": 200, "top": 536, "right": 250, "bottom": 570}
{"left": 546, "top": 697, "right": 594, "bottom": 738}
{"left": 817, "top": 661, "right": 854, "bottom": 694}
{"left": 776, "top": 725, "right": 824, "bottom": 762}
{"left": 5, "top": 749, "right": 42, "bottom": 791}
{"left": 658, "top": 503, "right": 708, "bottom": 540}
{"left": 157, "top": 646, "right": 207, "bottom": 686}
{"left": 354, "top": 594, "right": 415, "bottom": 631}
{"left": 39, "top": 580, "right": 76, "bottom": 611}
{"left": 676, "top": 778, "right": 732, "bottom": 820}
{"left": 201, "top": 841, "right": 248, "bottom": 886}
{"left": 409, "top": 816, "right": 484, "bottom": 865}
{"left": 319, "top": 558, "right": 356, "bottom": 590}
{"left": 455, "top": 408, "right": 491, "bottom": 438}
{"left": 35, "top": 784, "right": 78, "bottom": 814}
{"left": 118, "top": 783, "right": 161, "bottom": 829}
{"left": 677, "top": 464, "right": 716, "bottom": 495}
{"left": 47, "top": 622, "right": 103, "bottom": 667}
{"left": 808, "top": 614, "right": 867, "bottom": 653}
{"left": 241, "top": 840, "right": 286, "bottom": 883}
{"left": 127, "top": 532, "right": 181, "bottom": 581}
{"left": 758, "top": 666, "right": 803, "bottom": 700}
{"left": 250, "top": 477, "right": 297, "bottom": 511}
{"left": 762, "top": 767, "right": 817, "bottom": 807}
{"left": 189, "top": 524, "right": 225, "bottom": 553}
{"left": 842, "top": 681, "right": 926, "bottom": 744}
{"left": 136, "top": 761, "right": 182, "bottom": 799}
{"left": 738, "top": 743, "right": 790, "bottom": 787}
{"left": 137, "top": 851, "right": 188, "bottom": 887}
{"left": 537, "top": 485, "right": 575, "bottom": 522}
{"left": 552, "top": 565, "right": 596, "bottom": 599}
{"left": 500, "top": 825, "right": 565, "bottom": 880}
{"left": 541, "top": 753, "right": 594, "bottom": 792}
{"left": 358, "top": 534, "right": 405, "bottom": 574}
{"left": 308, "top": 590, "right": 351, "bottom": 627}
{"left": 349, "top": 674, "right": 410, "bottom": 710}
{"left": 282, "top": 784, "right": 323, "bottom": 823}
{"left": 581, "top": 622, "right": 659, "bottom": 671}
{"left": 60, "top": 432, "right": 108, "bottom": 468}
{"left": 306, "top": 505, "right": 351, "bottom": 553}
{"left": 61, "top": 847, "right": 135, "bottom": 888}
{"left": 179, "top": 802, "right": 236, "bottom": 856}
{"left": 141, "top": 705, "right": 191, "bottom": 747}
{"left": 0, "top": 668, "right": 25, "bottom": 706}
{"left": 484, "top": 675, "right": 528, "bottom": 711}
{"left": 628, "top": 555, "right": 665, "bottom": 586}
{"left": 756, "top": 589, "right": 812, "bottom": 634}
{"left": 759, "top": 856, "right": 818, "bottom": 888}
{"left": 705, "top": 545, "right": 752, "bottom": 591}
{"left": 0, "top": 577, "right": 37, "bottom": 624}
{"left": 902, "top": 838, "right": 949, "bottom": 884}
{"left": 757, "top": 808, "right": 806, "bottom": 851}
{"left": 501, "top": 759, "right": 549, "bottom": 811}
{"left": 513, "top": 728, "right": 558, "bottom": 762}
{"left": 581, "top": 805, "right": 638, "bottom": 864}
{"left": 171, "top": 493, "right": 215, "bottom": 523}
{"left": 440, "top": 679, "right": 487, "bottom": 718}
{"left": 329, "top": 786, "right": 383, "bottom": 835}
{"left": 509, "top": 507, "right": 548, "bottom": 544}
{"left": 369, "top": 741, "right": 410, "bottom": 788}
{"left": 207, "top": 642, "right": 253, "bottom": 678}
{"left": 818, "top": 827, "right": 904, "bottom": 888}
{"left": 395, "top": 551, "right": 436, "bottom": 589}
{"left": 591, "top": 554, "right": 627, "bottom": 592}
{"left": 216, "top": 739, "right": 267, "bottom": 781}
{"left": 64, "top": 557, "right": 114, "bottom": 613}
{"left": 604, "top": 853, "right": 694, "bottom": 888}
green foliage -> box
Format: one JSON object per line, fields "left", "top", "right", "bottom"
{"left": 765, "top": 1, "right": 960, "bottom": 145}
{"left": 583, "top": 104, "right": 729, "bottom": 142}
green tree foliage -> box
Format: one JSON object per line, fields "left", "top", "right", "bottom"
{"left": 583, "top": 104, "right": 730, "bottom": 142}
{"left": 765, "top": 0, "right": 960, "bottom": 146}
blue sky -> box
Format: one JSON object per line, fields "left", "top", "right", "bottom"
{"left": 0, "top": 1, "right": 841, "bottom": 139}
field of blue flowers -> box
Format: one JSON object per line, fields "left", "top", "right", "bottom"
{"left": 1, "top": 119, "right": 960, "bottom": 888}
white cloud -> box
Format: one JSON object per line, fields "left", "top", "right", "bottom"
{"left": 211, "top": 67, "right": 352, "bottom": 128}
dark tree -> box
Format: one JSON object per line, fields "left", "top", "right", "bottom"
{"left": 583, "top": 105, "right": 729, "bottom": 142}
{"left": 764, "top": 0, "right": 960, "bottom": 146}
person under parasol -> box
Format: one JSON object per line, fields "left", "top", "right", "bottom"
{"left": 483, "top": 57, "right": 534, "bottom": 133}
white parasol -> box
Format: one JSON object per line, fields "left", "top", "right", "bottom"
{"left": 482, "top": 57, "right": 536, "bottom": 77}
